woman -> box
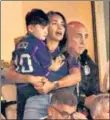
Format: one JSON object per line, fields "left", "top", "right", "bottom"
{"left": 6, "top": 11, "right": 81, "bottom": 119}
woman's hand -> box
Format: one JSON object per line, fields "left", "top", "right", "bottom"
{"left": 49, "top": 56, "right": 64, "bottom": 71}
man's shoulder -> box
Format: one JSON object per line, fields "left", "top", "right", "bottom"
{"left": 80, "top": 50, "right": 98, "bottom": 67}
{"left": 86, "top": 55, "right": 98, "bottom": 68}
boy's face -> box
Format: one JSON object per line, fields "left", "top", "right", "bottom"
{"left": 28, "top": 24, "right": 48, "bottom": 40}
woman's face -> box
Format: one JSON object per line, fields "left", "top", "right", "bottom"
{"left": 47, "top": 14, "right": 66, "bottom": 42}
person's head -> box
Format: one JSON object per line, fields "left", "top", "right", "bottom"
{"left": 67, "top": 21, "right": 88, "bottom": 57}
{"left": 25, "top": 8, "right": 49, "bottom": 40}
{"left": 90, "top": 93, "right": 109, "bottom": 119}
{"left": 47, "top": 11, "right": 67, "bottom": 49}
{"left": 47, "top": 89, "right": 77, "bottom": 119}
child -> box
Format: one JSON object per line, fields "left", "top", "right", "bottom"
{"left": 12, "top": 9, "right": 63, "bottom": 84}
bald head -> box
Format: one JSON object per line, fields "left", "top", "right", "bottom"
{"left": 67, "top": 21, "right": 86, "bottom": 29}
{"left": 67, "top": 21, "right": 87, "bottom": 37}
{"left": 67, "top": 21, "right": 88, "bottom": 56}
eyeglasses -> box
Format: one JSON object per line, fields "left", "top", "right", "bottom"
{"left": 50, "top": 105, "right": 76, "bottom": 119}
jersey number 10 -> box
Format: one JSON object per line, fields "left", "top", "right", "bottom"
{"left": 14, "top": 54, "right": 34, "bottom": 73}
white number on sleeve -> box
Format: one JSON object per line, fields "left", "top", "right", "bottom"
{"left": 15, "top": 54, "right": 33, "bottom": 73}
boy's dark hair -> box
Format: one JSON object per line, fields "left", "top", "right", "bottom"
{"left": 47, "top": 11, "right": 67, "bottom": 51}
{"left": 51, "top": 89, "right": 78, "bottom": 106}
{"left": 25, "top": 8, "right": 49, "bottom": 26}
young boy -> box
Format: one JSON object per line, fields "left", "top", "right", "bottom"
{"left": 12, "top": 9, "right": 63, "bottom": 84}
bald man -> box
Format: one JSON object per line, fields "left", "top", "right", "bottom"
{"left": 67, "top": 21, "right": 100, "bottom": 116}
{"left": 67, "top": 21, "right": 88, "bottom": 57}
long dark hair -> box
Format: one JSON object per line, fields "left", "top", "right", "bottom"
{"left": 47, "top": 11, "right": 67, "bottom": 52}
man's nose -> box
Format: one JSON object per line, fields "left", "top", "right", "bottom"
{"left": 80, "top": 37, "right": 85, "bottom": 45}
{"left": 80, "top": 40, "right": 84, "bottom": 45}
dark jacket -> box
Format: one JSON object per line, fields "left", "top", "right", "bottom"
{"left": 76, "top": 50, "right": 100, "bottom": 119}
{"left": 65, "top": 49, "right": 100, "bottom": 97}
{"left": 78, "top": 49, "right": 100, "bottom": 97}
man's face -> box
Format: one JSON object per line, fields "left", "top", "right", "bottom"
{"left": 47, "top": 14, "right": 65, "bottom": 41}
{"left": 47, "top": 104, "right": 76, "bottom": 119}
{"left": 67, "top": 25, "right": 88, "bottom": 56}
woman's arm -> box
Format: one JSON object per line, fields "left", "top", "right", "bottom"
{"left": 34, "top": 67, "right": 81, "bottom": 94}
{"left": 57, "top": 67, "right": 81, "bottom": 88}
